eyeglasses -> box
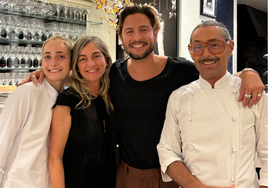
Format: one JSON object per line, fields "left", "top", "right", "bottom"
{"left": 188, "top": 40, "right": 231, "bottom": 56}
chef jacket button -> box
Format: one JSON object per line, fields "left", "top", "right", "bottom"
{"left": 233, "top": 90, "right": 237, "bottom": 94}
{"left": 192, "top": 171, "right": 195, "bottom": 176}
{"left": 189, "top": 117, "right": 192, "bottom": 121}
{"left": 232, "top": 117, "right": 237, "bottom": 121}
{"left": 191, "top": 92, "right": 194, "bottom": 96}
{"left": 232, "top": 148, "right": 237, "bottom": 152}
{"left": 231, "top": 178, "right": 235, "bottom": 182}
{"left": 189, "top": 145, "right": 194, "bottom": 150}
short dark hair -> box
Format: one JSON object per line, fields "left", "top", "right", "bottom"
{"left": 117, "top": 4, "right": 160, "bottom": 38}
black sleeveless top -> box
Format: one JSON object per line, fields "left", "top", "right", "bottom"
{"left": 55, "top": 87, "right": 116, "bottom": 188}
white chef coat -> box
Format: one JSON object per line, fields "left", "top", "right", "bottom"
{"left": 0, "top": 78, "right": 57, "bottom": 188}
{"left": 157, "top": 72, "right": 268, "bottom": 187}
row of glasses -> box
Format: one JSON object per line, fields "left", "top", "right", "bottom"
{"left": 0, "top": 0, "right": 89, "bottom": 21}
{"left": 0, "top": 14, "right": 87, "bottom": 42}
{"left": 0, "top": 44, "right": 42, "bottom": 69}
{"left": 0, "top": 72, "right": 30, "bottom": 85}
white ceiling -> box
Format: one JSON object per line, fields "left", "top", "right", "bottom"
{"left": 237, "top": 0, "right": 267, "bottom": 13}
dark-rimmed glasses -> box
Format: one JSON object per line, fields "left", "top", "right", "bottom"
{"left": 188, "top": 40, "right": 231, "bottom": 56}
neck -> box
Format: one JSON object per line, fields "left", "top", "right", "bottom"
{"left": 86, "top": 81, "right": 100, "bottom": 97}
{"left": 47, "top": 79, "right": 65, "bottom": 93}
{"left": 128, "top": 54, "right": 160, "bottom": 81}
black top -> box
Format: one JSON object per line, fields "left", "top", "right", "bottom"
{"left": 110, "top": 57, "right": 199, "bottom": 169}
{"left": 55, "top": 87, "right": 116, "bottom": 188}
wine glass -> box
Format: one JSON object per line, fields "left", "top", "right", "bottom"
{"left": 62, "top": 5, "right": 69, "bottom": 18}
{"left": 0, "top": 45, "right": 7, "bottom": 68}
{"left": 55, "top": 3, "right": 63, "bottom": 17}
{"left": 0, "top": 0, "right": 9, "bottom": 8}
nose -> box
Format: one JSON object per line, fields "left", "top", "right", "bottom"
{"left": 87, "top": 59, "right": 96, "bottom": 67}
{"left": 202, "top": 45, "right": 212, "bottom": 57}
{"left": 50, "top": 57, "right": 59, "bottom": 66}
{"left": 133, "top": 31, "right": 142, "bottom": 41}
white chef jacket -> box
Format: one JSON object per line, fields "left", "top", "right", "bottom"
{"left": 157, "top": 72, "right": 268, "bottom": 187}
{"left": 0, "top": 78, "right": 57, "bottom": 188}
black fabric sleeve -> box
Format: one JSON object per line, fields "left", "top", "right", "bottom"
{"left": 54, "top": 91, "right": 77, "bottom": 110}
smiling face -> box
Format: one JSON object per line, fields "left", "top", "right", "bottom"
{"left": 120, "top": 13, "right": 158, "bottom": 60}
{"left": 77, "top": 42, "right": 107, "bottom": 87}
{"left": 190, "top": 26, "right": 234, "bottom": 86}
{"left": 42, "top": 39, "right": 71, "bottom": 87}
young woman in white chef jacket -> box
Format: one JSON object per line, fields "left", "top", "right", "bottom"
{"left": 0, "top": 36, "right": 73, "bottom": 188}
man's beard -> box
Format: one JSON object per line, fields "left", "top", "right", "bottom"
{"left": 123, "top": 42, "right": 155, "bottom": 60}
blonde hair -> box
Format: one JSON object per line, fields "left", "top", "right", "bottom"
{"left": 41, "top": 35, "right": 73, "bottom": 63}
{"left": 71, "top": 35, "right": 114, "bottom": 113}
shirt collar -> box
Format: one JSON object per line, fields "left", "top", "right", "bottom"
{"left": 199, "top": 71, "right": 232, "bottom": 89}
{"left": 43, "top": 78, "right": 59, "bottom": 101}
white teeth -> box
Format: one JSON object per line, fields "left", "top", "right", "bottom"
{"left": 49, "top": 70, "right": 61, "bottom": 72}
{"left": 87, "top": 69, "right": 97, "bottom": 72}
{"left": 203, "top": 61, "right": 216, "bottom": 65}
{"left": 133, "top": 44, "right": 143, "bottom": 48}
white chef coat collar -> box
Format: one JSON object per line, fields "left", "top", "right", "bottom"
{"left": 43, "top": 78, "right": 59, "bottom": 101}
{"left": 199, "top": 71, "right": 231, "bottom": 89}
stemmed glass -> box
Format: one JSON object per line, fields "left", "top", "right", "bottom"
{"left": 47, "top": 3, "right": 56, "bottom": 17}
{"left": 5, "top": 45, "right": 13, "bottom": 68}
{"left": 19, "top": 46, "right": 26, "bottom": 67}
{"left": 55, "top": 3, "right": 63, "bottom": 17}
{"left": 0, "top": 14, "right": 7, "bottom": 38}
{"left": 73, "top": 7, "right": 78, "bottom": 19}
{"left": 12, "top": 46, "right": 20, "bottom": 68}
{"left": 62, "top": 5, "right": 69, "bottom": 18}
{"left": 82, "top": 9, "right": 88, "bottom": 21}
{"left": 24, "top": 0, "right": 37, "bottom": 14}
{"left": 39, "top": 1, "right": 50, "bottom": 15}
{"left": 6, "top": 0, "right": 17, "bottom": 9}
{"left": 0, "top": 45, "right": 7, "bottom": 68}
{"left": 0, "top": 0, "right": 9, "bottom": 8}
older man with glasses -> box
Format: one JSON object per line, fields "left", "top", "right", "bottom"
{"left": 157, "top": 20, "right": 268, "bottom": 188}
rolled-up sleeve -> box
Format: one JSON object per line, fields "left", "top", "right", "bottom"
{"left": 157, "top": 92, "right": 183, "bottom": 182}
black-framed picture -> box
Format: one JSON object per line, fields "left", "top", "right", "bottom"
{"left": 200, "top": 0, "right": 217, "bottom": 18}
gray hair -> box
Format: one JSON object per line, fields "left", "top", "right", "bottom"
{"left": 190, "top": 20, "right": 232, "bottom": 42}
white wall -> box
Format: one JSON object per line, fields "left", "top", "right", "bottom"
{"left": 178, "top": 0, "right": 237, "bottom": 73}
{"left": 178, "top": 0, "right": 201, "bottom": 61}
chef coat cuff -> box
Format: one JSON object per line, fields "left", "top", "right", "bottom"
{"left": 259, "top": 179, "right": 268, "bottom": 187}
{"left": 160, "top": 158, "right": 182, "bottom": 182}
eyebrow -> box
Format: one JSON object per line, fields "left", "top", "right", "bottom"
{"left": 124, "top": 25, "right": 150, "bottom": 31}
{"left": 43, "top": 51, "right": 66, "bottom": 54}
{"left": 193, "top": 38, "right": 221, "bottom": 43}
{"left": 79, "top": 51, "right": 101, "bottom": 57}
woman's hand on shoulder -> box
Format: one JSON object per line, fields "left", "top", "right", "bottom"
{"left": 18, "top": 68, "right": 45, "bottom": 86}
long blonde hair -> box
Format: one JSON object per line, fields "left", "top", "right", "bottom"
{"left": 71, "top": 35, "right": 114, "bottom": 113}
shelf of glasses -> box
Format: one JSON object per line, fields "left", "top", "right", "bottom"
{"left": 0, "top": 6, "right": 89, "bottom": 26}
{"left": 0, "top": 38, "right": 44, "bottom": 45}
{"left": 0, "top": 67, "right": 39, "bottom": 71}
{"left": 87, "top": 20, "right": 103, "bottom": 25}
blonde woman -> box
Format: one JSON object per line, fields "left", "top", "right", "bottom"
{"left": 0, "top": 36, "right": 73, "bottom": 188}
{"left": 49, "top": 35, "right": 116, "bottom": 188}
